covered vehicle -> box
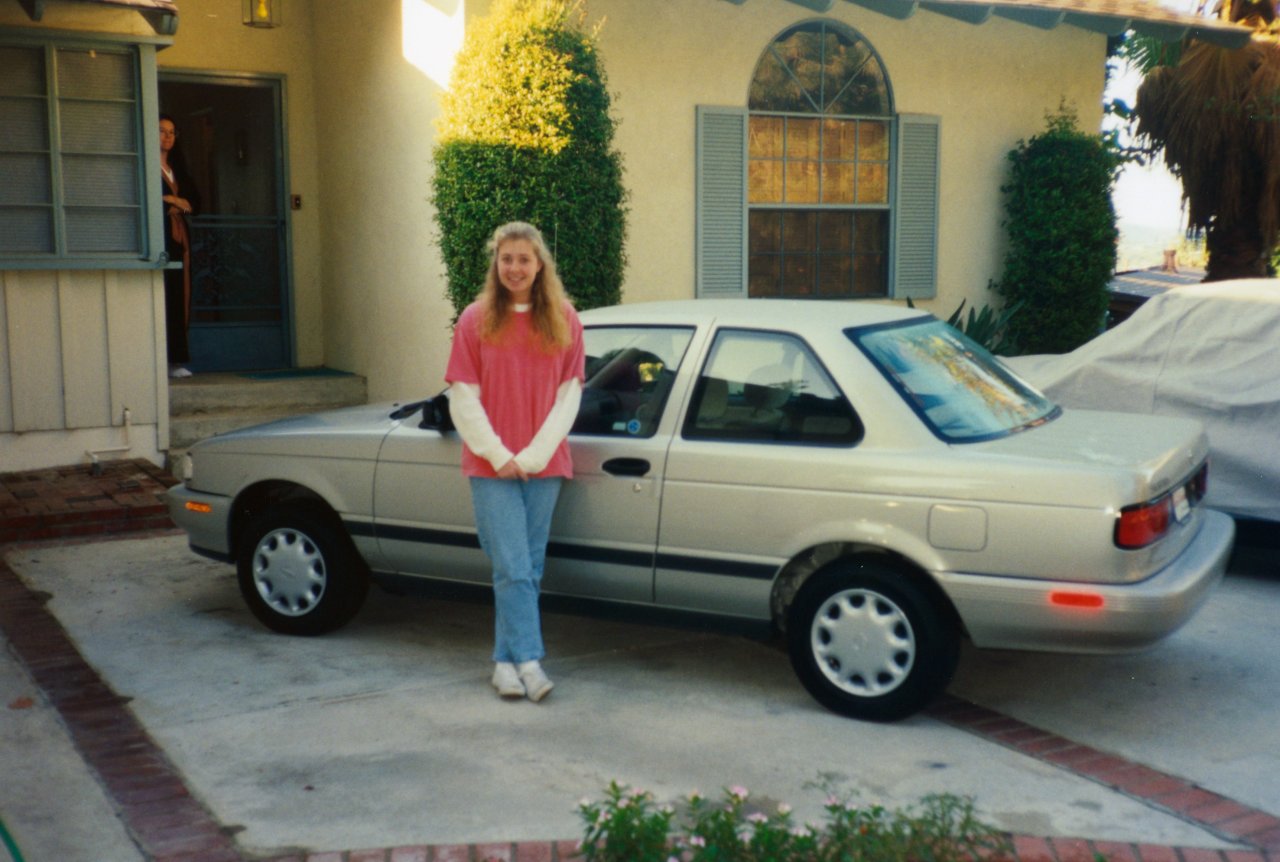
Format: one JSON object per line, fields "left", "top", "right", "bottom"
{"left": 168, "top": 299, "right": 1234, "bottom": 722}
{"left": 1005, "top": 279, "right": 1280, "bottom": 523}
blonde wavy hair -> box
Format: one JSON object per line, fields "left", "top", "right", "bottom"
{"left": 479, "top": 221, "right": 573, "bottom": 351}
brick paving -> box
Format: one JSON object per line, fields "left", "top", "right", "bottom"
{"left": 0, "top": 458, "right": 177, "bottom": 545}
{"left": 0, "top": 459, "right": 1276, "bottom": 862}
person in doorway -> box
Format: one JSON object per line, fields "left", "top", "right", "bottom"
{"left": 445, "top": 222, "right": 585, "bottom": 702}
{"left": 159, "top": 114, "right": 199, "bottom": 378}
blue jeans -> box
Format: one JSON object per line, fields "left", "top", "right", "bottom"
{"left": 469, "top": 477, "right": 563, "bottom": 664}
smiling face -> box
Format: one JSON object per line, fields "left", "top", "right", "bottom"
{"left": 496, "top": 238, "right": 543, "bottom": 304}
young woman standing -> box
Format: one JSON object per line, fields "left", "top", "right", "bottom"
{"left": 445, "top": 222, "right": 585, "bottom": 702}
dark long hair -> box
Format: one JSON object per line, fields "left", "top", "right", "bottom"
{"left": 159, "top": 113, "right": 200, "bottom": 211}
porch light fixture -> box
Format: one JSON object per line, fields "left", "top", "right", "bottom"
{"left": 242, "top": 0, "right": 280, "bottom": 28}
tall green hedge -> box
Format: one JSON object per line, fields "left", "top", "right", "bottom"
{"left": 432, "top": 0, "right": 626, "bottom": 317}
{"left": 994, "top": 108, "right": 1122, "bottom": 355}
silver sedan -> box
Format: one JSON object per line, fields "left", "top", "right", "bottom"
{"left": 168, "top": 299, "right": 1234, "bottom": 721}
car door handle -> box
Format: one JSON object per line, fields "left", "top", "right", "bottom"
{"left": 602, "top": 457, "right": 650, "bottom": 477}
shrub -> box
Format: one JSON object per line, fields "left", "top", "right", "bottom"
{"left": 993, "top": 105, "right": 1122, "bottom": 355}
{"left": 432, "top": 0, "right": 627, "bottom": 318}
{"left": 577, "top": 781, "right": 1011, "bottom": 862}
{"left": 909, "top": 297, "right": 1022, "bottom": 355}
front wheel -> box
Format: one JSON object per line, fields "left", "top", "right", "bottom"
{"left": 236, "top": 505, "right": 369, "bottom": 636}
{"left": 787, "top": 560, "right": 959, "bottom": 722}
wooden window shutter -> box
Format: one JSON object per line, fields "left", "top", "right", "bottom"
{"left": 892, "top": 114, "right": 940, "bottom": 300}
{"left": 695, "top": 106, "right": 747, "bottom": 299}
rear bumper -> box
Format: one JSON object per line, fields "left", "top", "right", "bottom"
{"left": 938, "top": 509, "right": 1235, "bottom": 653}
{"left": 166, "top": 484, "right": 234, "bottom": 560}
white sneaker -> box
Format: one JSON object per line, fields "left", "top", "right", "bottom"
{"left": 491, "top": 662, "right": 525, "bottom": 698}
{"left": 517, "top": 661, "right": 553, "bottom": 702}
{"left": 169, "top": 365, "right": 193, "bottom": 378}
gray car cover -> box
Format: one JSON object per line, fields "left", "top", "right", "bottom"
{"left": 1003, "top": 279, "right": 1280, "bottom": 522}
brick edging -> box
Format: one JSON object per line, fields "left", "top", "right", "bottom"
{"left": 928, "top": 696, "right": 1280, "bottom": 858}
{"left": 0, "top": 553, "right": 241, "bottom": 862}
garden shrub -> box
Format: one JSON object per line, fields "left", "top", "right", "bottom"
{"left": 994, "top": 106, "right": 1122, "bottom": 354}
{"left": 577, "top": 781, "right": 1011, "bottom": 862}
{"left": 432, "top": 0, "right": 627, "bottom": 317}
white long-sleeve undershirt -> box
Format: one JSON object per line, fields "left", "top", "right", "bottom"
{"left": 449, "top": 377, "right": 582, "bottom": 475}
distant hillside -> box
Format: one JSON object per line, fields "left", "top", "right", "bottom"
{"left": 1117, "top": 221, "right": 1186, "bottom": 272}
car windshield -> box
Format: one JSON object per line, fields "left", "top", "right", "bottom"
{"left": 848, "top": 318, "right": 1059, "bottom": 442}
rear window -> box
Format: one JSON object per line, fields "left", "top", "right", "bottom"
{"left": 848, "top": 319, "right": 1059, "bottom": 442}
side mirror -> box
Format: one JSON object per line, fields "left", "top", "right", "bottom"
{"left": 419, "top": 392, "right": 455, "bottom": 432}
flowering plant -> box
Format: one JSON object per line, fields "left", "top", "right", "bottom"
{"left": 576, "top": 781, "right": 1010, "bottom": 862}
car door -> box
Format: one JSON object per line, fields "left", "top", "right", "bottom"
{"left": 371, "top": 324, "right": 698, "bottom": 603}
{"left": 548, "top": 324, "right": 697, "bottom": 601}
{"left": 656, "top": 327, "right": 865, "bottom": 619}
{"left": 372, "top": 408, "right": 489, "bottom": 583}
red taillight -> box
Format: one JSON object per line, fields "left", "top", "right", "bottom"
{"left": 1115, "top": 497, "right": 1172, "bottom": 549}
{"left": 1049, "top": 590, "right": 1105, "bottom": 609}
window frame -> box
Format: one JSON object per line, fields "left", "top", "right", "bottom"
{"left": 846, "top": 317, "right": 1061, "bottom": 444}
{"left": 681, "top": 326, "right": 865, "bottom": 447}
{"left": 695, "top": 22, "right": 939, "bottom": 303}
{"left": 572, "top": 324, "right": 697, "bottom": 439}
{"left": 0, "top": 28, "right": 165, "bottom": 270}
{"left": 746, "top": 20, "right": 894, "bottom": 300}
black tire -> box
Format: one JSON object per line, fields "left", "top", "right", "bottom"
{"left": 787, "top": 559, "right": 959, "bottom": 722}
{"left": 236, "top": 505, "right": 369, "bottom": 636}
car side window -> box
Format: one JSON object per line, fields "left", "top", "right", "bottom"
{"left": 573, "top": 326, "right": 695, "bottom": 437}
{"left": 683, "top": 329, "right": 863, "bottom": 445}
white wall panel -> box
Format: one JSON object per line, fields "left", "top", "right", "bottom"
{"left": 0, "top": 269, "right": 167, "bottom": 468}
{"left": 7, "top": 270, "right": 65, "bottom": 433}
{"left": 105, "top": 270, "right": 161, "bottom": 427}
{"left": 60, "top": 270, "right": 113, "bottom": 430}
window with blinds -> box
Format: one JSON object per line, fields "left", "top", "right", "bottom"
{"left": 0, "top": 41, "right": 150, "bottom": 263}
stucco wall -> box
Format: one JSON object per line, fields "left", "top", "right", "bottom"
{"left": 310, "top": 0, "right": 461, "bottom": 403}
{"left": 589, "top": 0, "right": 1105, "bottom": 317}
{"left": 155, "top": 0, "right": 325, "bottom": 370}
{"left": 307, "top": 0, "right": 1104, "bottom": 401}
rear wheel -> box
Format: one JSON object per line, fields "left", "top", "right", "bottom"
{"left": 787, "top": 560, "right": 958, "bottom": 722}
{"left": 236, "top": 505, "right": 369, "bottom": 636}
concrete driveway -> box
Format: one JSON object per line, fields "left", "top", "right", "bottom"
{"left": 2, "top": 533, "right": 1277, "bottom": 861}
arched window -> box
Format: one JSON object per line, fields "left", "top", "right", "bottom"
{"left": 747, "top": 21, "right": 892, "bottom": 298}
{"left": 695, "top": 21, "right": 937, "bottom": 302}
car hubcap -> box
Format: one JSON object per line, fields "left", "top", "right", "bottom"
{"left": 810, "top": 588, "right": 915, "bottom": 697}
{"left": 252, "top": 528, "right": 326, "bottom": 617}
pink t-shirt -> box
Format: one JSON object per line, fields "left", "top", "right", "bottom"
{"left": 445, "top": 301, "right": 585, "bottom": 479}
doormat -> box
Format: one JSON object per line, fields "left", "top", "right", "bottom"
{"left": 239, "top": 367, "right": 354, "bottom": 380}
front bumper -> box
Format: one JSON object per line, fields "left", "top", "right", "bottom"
{"left": 166, "top": 483, "right": 234, "bottom": 561}
{"left": 938, "top": 509, "right": 1235, "bottom": 653}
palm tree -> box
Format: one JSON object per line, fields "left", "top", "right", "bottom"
{"left": 1131, "top": 7, "right": 1280, "bottom": 280}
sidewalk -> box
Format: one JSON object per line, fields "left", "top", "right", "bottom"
{"left": 0, "top": 459, "right": 1277, "bottom": 862}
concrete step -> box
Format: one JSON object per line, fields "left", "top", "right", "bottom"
{"left": 168, "top": 369, "right": 367, "bottom": 451}
{"left": 169, "top": 371, "right": 366, "bottom": 414}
